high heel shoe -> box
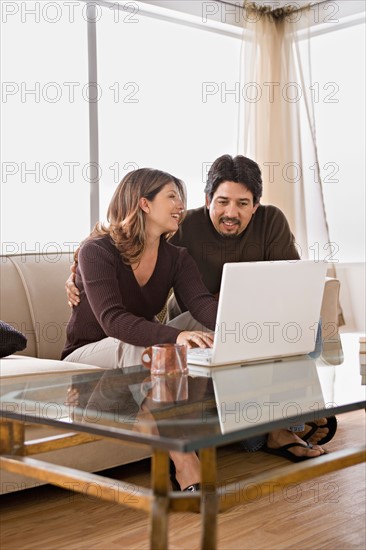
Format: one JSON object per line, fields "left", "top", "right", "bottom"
{"left": 169, "top": 459, "right": 200, "bottom": 492}
{"left": 182, "top": 483, "right": 200, "bottom": 492}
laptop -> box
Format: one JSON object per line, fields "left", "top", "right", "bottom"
{"left": 187, "top": 260, "right": 327, "bottom": 376}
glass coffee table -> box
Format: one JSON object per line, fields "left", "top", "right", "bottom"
{"left": 1, "top": 333, "right": 365, "bottom": 550}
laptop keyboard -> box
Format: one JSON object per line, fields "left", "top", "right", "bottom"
{"left": 187, "top": 347, "right": 213, "bottom": 362}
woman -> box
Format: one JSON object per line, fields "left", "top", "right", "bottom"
{"left": 62, "top": 167, "right": 218, "bottom": 491}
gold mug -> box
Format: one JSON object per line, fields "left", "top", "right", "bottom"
{"left": 141, "top": 343, "right": 188, "bottom": 375}
{"left": 141, "top": 343, "right": 188, "bottom": 403}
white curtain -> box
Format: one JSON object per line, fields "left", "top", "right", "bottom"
{"left": 241, "top": 2, "right": 330, "bottom": 259}
{"left": 240, "top": 1, "right": 344, "bottom": 323}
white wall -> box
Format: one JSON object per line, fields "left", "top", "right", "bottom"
{"left": 337, "top": 263, "right": 366, "bottom": 333}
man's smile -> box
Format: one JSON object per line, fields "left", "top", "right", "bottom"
{"left": 220, "top": 217, "right": 240, "bottom": 227}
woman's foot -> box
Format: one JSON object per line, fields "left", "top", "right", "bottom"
{"left": 267, "top": 429, "right": 325, "bottom": 459}
{"left": 169, "top": 451, "right": 200, "bottom": 491}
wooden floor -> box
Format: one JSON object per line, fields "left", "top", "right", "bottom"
{"left": 1, "top": 410, "right": 365, "bottom": 550}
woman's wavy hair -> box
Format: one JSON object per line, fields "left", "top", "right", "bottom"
{"left": 90, "top": 168, "right": 186, "bottom": 265}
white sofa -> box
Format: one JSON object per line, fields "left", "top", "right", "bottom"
{"left": 0, "top": 252, "right": 152, "bottom": 495}
{"left": 0, "top": 251, "right": 342, "bottom": 495}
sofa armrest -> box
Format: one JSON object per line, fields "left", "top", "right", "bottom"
{"left": 320, "top": 277, "right": 344, "bottom": 365}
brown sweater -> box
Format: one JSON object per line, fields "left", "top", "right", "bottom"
{"left": 170, "top": 205, "right": 300, "bottom": 295}
{"left": 62, "top": 236, "right": 218, "bottom": 359}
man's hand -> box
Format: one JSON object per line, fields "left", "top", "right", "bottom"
{"left": 176, "top": 331, "right": 214, "bottom": 349}
{"left": 65, "top": 263, "right": 80, "bottom": 307}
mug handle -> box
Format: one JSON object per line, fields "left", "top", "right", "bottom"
{"left": 141, "top": 347, "right": 153, "bottom": 369}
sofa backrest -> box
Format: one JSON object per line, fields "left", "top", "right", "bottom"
{"left": 0, "top": 253, "right": 73, "bottom": 360}
{"left": 1, "top": 252, "right": 342, "bottom": 363}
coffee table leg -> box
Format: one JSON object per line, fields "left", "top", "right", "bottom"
{"left": 0, "top": 420, "right": 25, "bottom": 455}
{"left": 150, "top": 449, "right": 170, "bottom": 550}
{"left": 199, "top": 447, "right": 218, "bottom": 550}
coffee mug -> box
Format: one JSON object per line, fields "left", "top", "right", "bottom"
{"left": 141, "top": 343, "right": 188, "bottom": 375}
{"left": 141, "top": 344, "right": 189, "bottom": 403}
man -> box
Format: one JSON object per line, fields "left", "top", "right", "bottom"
{"left": 66, "top": 154, "right": 335, "bottom": 461}
{"left": 168, "top": 154, "right": 299, "bottom": 316}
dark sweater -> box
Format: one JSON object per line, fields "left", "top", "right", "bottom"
{"left": 170, "top": 205, "right": 300, "bottom": 294}
{"left": 62, "top": 236, "right": 218, "bottom": 359}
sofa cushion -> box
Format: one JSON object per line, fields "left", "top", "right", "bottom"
{"left": 0, "top": 321, "right": 27, "bottom": 358}
{"left": 0, "top": 355, "right": 103, "bottom": 378}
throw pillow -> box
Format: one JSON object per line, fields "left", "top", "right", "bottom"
{"left": 0, "top": 320, "right": 27, "bottom": 358}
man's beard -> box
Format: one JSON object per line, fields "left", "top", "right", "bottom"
{"left": 218, "top": 217, "right": 241, "bottom": 238}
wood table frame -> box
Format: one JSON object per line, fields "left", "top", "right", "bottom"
{"left": 1, "top": 417, "right": 365, "bottom": 550}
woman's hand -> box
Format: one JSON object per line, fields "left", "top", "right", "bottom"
{"left": 65, "top": 263, "right": 80, "bottom": 307}
{"left": 176, "top": 331, "right": 214, "bottom": 349}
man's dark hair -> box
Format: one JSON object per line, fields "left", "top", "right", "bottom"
{"left": 204, "top": 154, "right": 263, "bottom": 204}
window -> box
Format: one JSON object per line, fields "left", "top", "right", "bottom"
{"left": 309, "top": 22, "right": 365, "bottom": 263}
{"left": 2, "top": 0, "right": 364, "bottom": 264}
{"left": 96, "top": 6, "right": 242, "bottom": 218}
{"left": 1, "top": 2, "right": 89, "bottom": 255}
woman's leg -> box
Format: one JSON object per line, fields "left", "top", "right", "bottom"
{"left": 65, "top": 337, "right": 201, "bottom": 489}
{"left": 63, "top": 337, "right": 144, "bottom": 369}
{"left": 64, "top": 338, "right": 145, "bottom": 416}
